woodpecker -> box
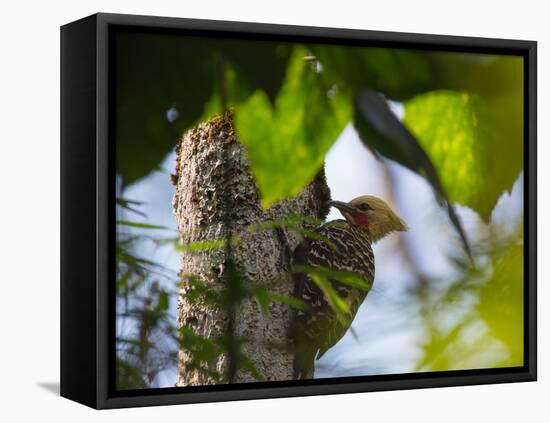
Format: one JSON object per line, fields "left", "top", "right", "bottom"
{"left": 291, "top": 195, "right": 407, "bottom": 379}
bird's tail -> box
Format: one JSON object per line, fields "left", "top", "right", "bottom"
{"left": 289, "top": 315, "right": 317, "bottom": 380}
{"left": 292, "top": 337, "right": 317, "bottom": 380}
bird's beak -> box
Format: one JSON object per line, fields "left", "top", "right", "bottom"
{"left": 328, "top": 200, "right": 357, "bottom": 214}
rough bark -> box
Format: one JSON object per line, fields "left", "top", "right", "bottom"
{"left": 172, "top": 112, "right": 330, "bottom": 385}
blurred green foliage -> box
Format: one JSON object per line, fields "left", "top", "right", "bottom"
{"left": 235, "top": 47, "right": 351, "bottom": 207}
{"left": 115, "top": 31, "right": 523, "bottom": 222}
{"left": 311, "top": 45, "right": 434, "bottom": 101}
{"left": 416, "top": 230, "right": 524, "bottom": 372}
{"left": 115, "top": 205, "right": 179, "bottom": 389}
{"left": 115, "top": 32, "right": 290, "bottom": 186}
{"left": 478, "top": 241, "right": 524, "bottom": 366}
{"left": 116, "top": 211, "right": 326, "bottom": 388}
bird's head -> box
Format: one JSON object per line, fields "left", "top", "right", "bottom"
{"left": 329, "top": 195, "right": 408, "bottom": 242}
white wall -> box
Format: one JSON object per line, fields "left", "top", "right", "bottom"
{"left": 1, "top": 0, "right": 546, "bottom": 421}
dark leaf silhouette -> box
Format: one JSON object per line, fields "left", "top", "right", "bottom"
{"left": 354, "top": 89, "right": 473, "bottom": 261}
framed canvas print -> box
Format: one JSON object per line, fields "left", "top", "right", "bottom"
{"left": 60, "top": 13, "right": 537, "bottom": 409}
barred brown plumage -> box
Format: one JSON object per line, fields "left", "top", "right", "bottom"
{"left": 290, "top": 195, "right": 407, "bottom": 379}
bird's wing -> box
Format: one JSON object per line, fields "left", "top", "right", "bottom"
{"left": 291, "top": 220, "right": 374, "bottom": 360}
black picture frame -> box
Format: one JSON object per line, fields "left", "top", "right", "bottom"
{"left": 60, "top": 12, "right": 537, "bottom": 409}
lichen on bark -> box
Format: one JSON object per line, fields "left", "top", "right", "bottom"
{"left": 172, "top": 112, "right": 330, "bottom": 385}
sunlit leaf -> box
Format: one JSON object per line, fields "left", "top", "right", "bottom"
{"left": 403, "top": 91, "right": 495, "bottom": 219}
{"left": 235, "top": 46, "right": 352, "bottom": 207}
{"left": 402, "top": 55, "right": 523, "bottom": 220}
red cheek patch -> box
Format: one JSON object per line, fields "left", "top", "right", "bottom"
{"left": 352, "top": 213, "right": 369, "bottom": 226}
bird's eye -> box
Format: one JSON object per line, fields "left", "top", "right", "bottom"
{"left": 359, "top": 203, "right": 371, "bottom": 212}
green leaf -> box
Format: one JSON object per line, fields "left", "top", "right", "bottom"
{"left": 246, "top": 215, "right": 336, "bottom": 248}
{"left": 478, "top": 242, "right": 524, "bottom": 366}
{"left": 254, "top": 289, "right": 271, "bottom": 316}
{"left": 182, "top": 275, "right": 224, "bottom": 307}
{"left": 403, "top": 88, "right": 523, "bottom": 219}
{"left": 180, "top": 327, "right": 223, "bottom": 364}
{"left": 234, "top": 46, "right": 352, "bottom": 207}
{"left": 116, "top": 220, "right": 170, "bottom": 230}
{"left": 293, "top": 264, "right": 373, "bottom": 325}
{"left": 176, "top": 236, "right": 242, "bottom": 253}
{"left": 352, "top": 54, "right": 523, "bottom": 223}
{"left": 309, "top": 273, "right": 350, "bottom": 326}
{"left": 293, "top": 264, "right": 372, "bottom": 291}
{"left": 157, "top": 291, "right": 169, "bottom": 312}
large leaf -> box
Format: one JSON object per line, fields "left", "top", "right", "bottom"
{"left": 403, "top": 88, "right": 523, "bottom": 220}
{"left": 415, "top": 54, "right": 524, "bottom": 219}
{"left": 234, "top": 46, "right": 352, "bottom": 207}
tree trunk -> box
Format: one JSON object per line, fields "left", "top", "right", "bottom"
{"left": 172, "top": 112, "right": 330, "bottom": 385}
